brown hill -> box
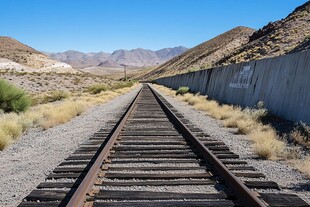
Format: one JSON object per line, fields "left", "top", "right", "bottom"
{"left": 0, "top": 37, "right": 41, "bottom": 66}
{"left": 140, "top": 1, "right": 309, "bottom": 81}
{"left": 215, "top": 1, "right": 310, "bottom": 65}
{"left": 139, "top": 26, "right": 255, "bottom": 80}
{"left": 0, "top": 37, "right": 76, "bottom": 72}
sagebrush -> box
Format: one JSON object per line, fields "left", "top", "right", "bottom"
{"left": 0, "top": 79, "right": 31, "bottom": 113}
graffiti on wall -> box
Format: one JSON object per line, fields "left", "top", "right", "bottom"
{"left": 229, "top": 66, "right": 253, "bottom": 88}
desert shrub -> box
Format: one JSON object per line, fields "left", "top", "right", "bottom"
{"left": 87, "top": 84, "right": 109, "bottom": 94}
{"left": 294, "top": 156, "right": 310, "bottom": 178}
{"left": 0, "top": 79, "right": 31, "bottom": 113}
{"left": 243, "top": 101, "right": 268, "bottom": 122}
{"left": 112, "top": 81, "right": 134, "bottom": 90}
{"left": 33, "top": 90, "right": 70, "bottom": 105}
{"left": 0, "top": 129, "right": 10, "bottom": 150}
{"left": 176, "top": 86, "right": 189, "bottom": 95}
{"left": 289, "top": 122, "right": 310, "bottom": 148}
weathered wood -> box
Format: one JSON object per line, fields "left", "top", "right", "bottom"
{"left": 105, "top": 173, "right": 211, "bottom": 179}
{"left": 120, "top": 136, "right": 184, "bottom": 140}
{"left": 74, "top": 150, "right": 98, "bottom": 154}
{"left": 95, "top": 190, "right": 227, "bottom": 200}
{"left": 121, "top": 131, "right": 180, "bottom": 136}
{"left": 24, "top": 190, "right": 70, "bottom": 202}
{"left": 221, "top": 160, "right": 247, "bottom": 164}
{"left": 118, "top": 141, "right": 187, "bottom": 145}
{"left": 53, "top": 167, "right": 88, "bottom": 173}
{"left": 216, "top": 154, "right": 239, "bottom": 159}
{"left": 107, "top": 166, "right": 207, "bottom": 171}
{"left": 245, "top": 181, "right": 280, "bottom": 189}
{"left": 18, "top": 201, "right": 61, "bottom": 207}
{"left": 208, "top": 146, "right": 230, "bottom": 151}
{"left": 66, "top": 155, "right": 93, "bottom": 161}
{"left": 47, "top": 173, "right": 85, "bottom": 179}
{"left": 100, "top": 179, "right": 215, "bottom": 186}
{"left": 109, "top": 154, "right": 198, "bottom": 159}
{"left": 260, "top": 193, "right": 309, "bottom": 207}
{"left": 112, "top": 149, "right": 195, "bottom": 154}
{"left": 122, "top": 128, "right": 175, "bottom": 132}
{"left": 93, "top": 200, "right": 234, "bottom": 207}
{"left": 234, "top": 172, "right": 265, "bottom": 178}
{"left": 37, "top": 182, "right": 79, "bottom": 188}
{"left": 202, "top": 141, "right": 226, "bottom": 146}
{"left": 58, "top": 160, "right": 91, "bottom": 166}
{"left": 227, "top": 166, "right": 255, "bottom": 171}
{"left": 110, "top": 159, "right": 201, "bottom": 164}
{"left": 115, "top": 146, "right": 192, "bottom": 151}
{"left": 212, "top": 150, "right": 234, "bottom": 154}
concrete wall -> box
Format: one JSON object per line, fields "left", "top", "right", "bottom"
{"left": 155, "top": 50, "right": 310, "bottom": 124}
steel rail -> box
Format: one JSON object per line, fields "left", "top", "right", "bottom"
{"left": 148, "top": 84, "right": 268, "bottom": 207}
{"left": 66, "top": 86, "right": 143, "bottom": 207}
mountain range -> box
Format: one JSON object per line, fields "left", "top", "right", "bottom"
{"left": 45, "top": 46, "right": 188, "bottom": 69}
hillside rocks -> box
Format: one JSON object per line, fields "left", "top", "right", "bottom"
{"left": 141, "top": 1, "right": 310, "bottom": 80}
{"left": 0, "top": 37, "right": 77, "bottom": 73}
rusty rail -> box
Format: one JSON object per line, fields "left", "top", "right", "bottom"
{"left": 66, "top": 86, "right": 143, "bottom": 207}
{"left": 66, "top": 84, "right": 267, "bottom": 207}
{"left": 149, "top": 84, "right": 268, "bottom": 207}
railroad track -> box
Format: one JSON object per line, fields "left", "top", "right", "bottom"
{"left": 19, "top": 84, "right": 309, "bottom": 207}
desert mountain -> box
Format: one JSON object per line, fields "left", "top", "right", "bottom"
{"left": 216, "top": 1, "right": 310, "bottom": 66}
{"left": 140, "top": 1, "right": 310, "bottom": 80}
{"left": 139, "top": 26, "right": 255, "bottom": 80}
{"left": 46, "top": 46, "right": 188, "bottom": 69}
{"left": 0, "top": 37, "right": 76, "bottom": 73}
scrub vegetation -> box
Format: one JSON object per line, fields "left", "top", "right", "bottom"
{"left": 154, "top": 84, "right": 310, "bottom": 177}
{"left": 0, "top": 81, "right": 138, "bottom": 150}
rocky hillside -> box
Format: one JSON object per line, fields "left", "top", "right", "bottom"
{"left": 47, "top": 46, "right": 188, "bottom": 69}
{"left": 216, "top": 1, "right": 310, "bottom": 66}
{"left": 139, "top": 26, "right": 255, "bottom": 80}
{"left": 140, "top": 1, "right": 310, "bottom": 80}
{"left": 0, "top": 37, "right": 76, "bottom": 73}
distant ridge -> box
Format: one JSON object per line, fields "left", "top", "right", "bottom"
{"left": 46, "top": 46, "right": 188, "bottom": 69}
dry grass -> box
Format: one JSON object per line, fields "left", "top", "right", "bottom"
{"left": 154, "top": 84, "right": 310, "bottom": 176}
{"left": 250, "top": 128, "right": 285, "bottom": 159}
{"left": 153, "top": 84, "right": 286, "bottom": 160}
{"left": 0, "top": 114, "right": 23, "bottom": 139}
{"left": 0, "top": 129, "right": 11, "bottom": 150}
{"left": 288, "top": 122, "right": 310, "bottom": 148}
{"left": 37, "top": 83, "right": 138, "bottom": 130}
{"left": 293, "top": 156, "right": 310, "bottom": 178}
{"left": 38, "top": 101, "right": 87, "bottom": 130}
{"left": 0, "top": 83, "right": 139, "bottom": 149}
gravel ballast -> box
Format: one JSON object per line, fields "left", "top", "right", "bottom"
{"left": 0, "top": 86, "right": 141, "bottom": 207}
{"left": 152, "top": 85, "right": 310, "bottom": 204}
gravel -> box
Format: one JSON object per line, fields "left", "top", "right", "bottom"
{"left": 96, "top": 185, "right": 217, "bottom": 193}
{"left": 152, "top": 85, "right": 310, "bottom": 205}
{"left": 0, "top": 85, "right": 141, "bottom": 207}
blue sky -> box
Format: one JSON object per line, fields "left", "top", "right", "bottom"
{"left": 0, "top": 0, "right": 308, "bottom": 53}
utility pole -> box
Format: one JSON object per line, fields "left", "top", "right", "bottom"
{"left": 121, "top": 64, "right": 127, "bottom": 81}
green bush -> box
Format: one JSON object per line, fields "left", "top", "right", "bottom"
{"left": 87, "top": 84, "right": 109, "bottom": 94}
{"left": 0, "top": 79, "right": 31, "bottom": 113}
{"left": 176, "top": 86, "right": 190, "bottom": 95}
